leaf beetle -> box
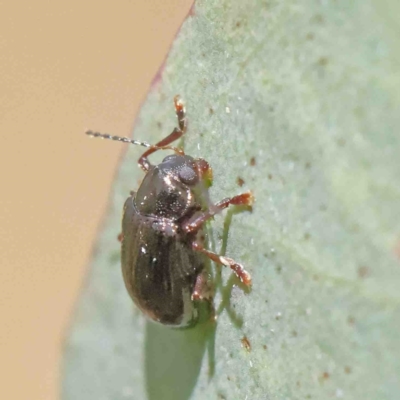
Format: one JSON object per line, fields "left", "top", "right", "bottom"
{"left": 86, "top": 96, "right": 253, "bottom": 328}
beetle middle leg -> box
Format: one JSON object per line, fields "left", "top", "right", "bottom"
{"left": 184, "top": 192, "right": 253, "bottom": 285}
{"left": 138, "top": 95, "right": 187, "bottom": 171}
{"left": 183, "top": 192, "right": 254, "bottom": 234}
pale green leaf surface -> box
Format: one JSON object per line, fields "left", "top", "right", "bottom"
{"left": 63, "top": 1, "right": 400, "bottom": 399}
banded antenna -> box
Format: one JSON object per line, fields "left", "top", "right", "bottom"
{"left": 85, "top": 130, "right": 153, "bottom": 149}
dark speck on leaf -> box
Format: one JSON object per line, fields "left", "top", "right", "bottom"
{"left": 337, "top": 137, "right": 346, "bottom": 146}
{"left": 317, "top": 57, "right": 329, "bottom": 66}
{"left": 318, "top": 372, "right": 330, "bottom": 384}
{"left": 237, "top": 177, "right": 245, "bottom": 187}
{"left": 306, "top": 32, "right": 315, "bottom": 40}
{"left": 312, "top": 14, "right": 324, "bottom": 24}
{"left": 241, "top": 336, "right": 251, "bottom": 352}
{"left": 358, "top": 266, "right": 369, "bottom": 278}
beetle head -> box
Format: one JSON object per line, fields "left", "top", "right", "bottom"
{"left": 135, "top": 155, "right": 195, "bottom": 219}
{"left": 158, "top": 154, "right": 213, "bottom": 188}
{"left": 135, "top": 154, "right": 213, "bottom": 220}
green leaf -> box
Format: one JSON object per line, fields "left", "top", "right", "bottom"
{"left": 63, "top": 1, "right": 400, "bottom": 399}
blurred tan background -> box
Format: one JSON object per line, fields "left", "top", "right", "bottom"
{"left": 0, "top": 1, "right": 192, "bottom": 399}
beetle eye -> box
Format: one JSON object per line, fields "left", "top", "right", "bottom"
{"left": 178, "top": 165, "right": 198, "bottom": 185}
{"left": 162, "top": 154, "right": 177, "bottom": 163}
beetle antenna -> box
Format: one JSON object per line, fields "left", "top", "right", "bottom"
{"left": 85, "top": 129, "right": 185, "bottom": 156}
{"left": 85, "top": 130, "right": 152, "bottom": 148}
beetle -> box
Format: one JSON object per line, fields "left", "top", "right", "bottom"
{"left": 86, "top": 96, "right": 253, "bottom": 327}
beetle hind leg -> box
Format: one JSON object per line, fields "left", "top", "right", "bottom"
{"left": 192, "top": 270, "right": 213, "bottom": 301}
{"left": 192, "top": 271, "right": 216, "bottom": 322}
{"left": 192, "top": 242, "right": 252, "bottom": 286}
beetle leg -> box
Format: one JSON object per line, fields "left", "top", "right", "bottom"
{"left": 138, "top": 95, "right": 187, "bottom": 171}
{"left": 192, "top": 270, "right": 213, "bottom": 301}
{"left": 183, "top": 192, "right": 254, "bottom": 234}
{"left": 174, "top": 94, "right": 187, "bottom": 132}
{"left": 192, "top": 271, "right": 216, "bottom": 322}
{"left": 192, "top": 242, "right": 252, "bottom": 286}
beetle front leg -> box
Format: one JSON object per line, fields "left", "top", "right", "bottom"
{"left": 183, "top": 191, "right": 254, "bottom": 234}
{"left": 192, "top": 241, "right": 252, "bottom": 286}
{"left": 138, "top": 95, "right": 187, "bottom": 171}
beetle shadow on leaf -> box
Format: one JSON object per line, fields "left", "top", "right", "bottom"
{"left": 201, "top": 206, "right": 252, "bottom": 379}
{"left": 145, "top": 317, "right": 214, "bottom": 400}
{"left": 214, "top": 207, "right": 252, "bottom": 329}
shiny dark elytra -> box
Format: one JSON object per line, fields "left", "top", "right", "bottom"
{"left": 86, "top": 96, "right": 253, "bottom": 327}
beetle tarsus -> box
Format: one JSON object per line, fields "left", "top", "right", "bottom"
{"left": 220, "top": 256, "right": 252, "bottom": 286}
{"left": 174, "top": 95, "right": 187, "bottom": 132}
